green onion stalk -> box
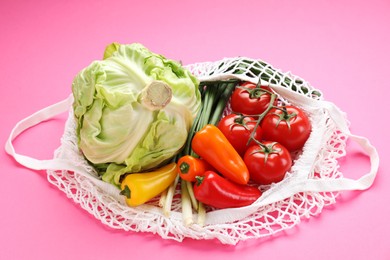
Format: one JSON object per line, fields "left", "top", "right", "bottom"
{"left": 168, "top": 79, "right": 239, "bottom": 226}
{"left": 180, "top": 79, "right": 239, "bottom": 158}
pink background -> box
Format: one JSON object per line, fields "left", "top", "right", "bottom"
{"left": 1, "top": 0, "right": 389, "bottom": 259}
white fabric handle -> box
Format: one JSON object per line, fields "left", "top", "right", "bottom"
{"left": 4, "top": 95, "right": 123, "bottom": 201}
{"left": 5, "top": 95, "right": 75, "bottom": 171}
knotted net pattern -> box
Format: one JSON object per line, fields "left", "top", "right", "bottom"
{"left": 46, "top": 57, "right": 348, "bottom": 245}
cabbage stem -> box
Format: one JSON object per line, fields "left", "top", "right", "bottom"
{"left": 141, "top": 80, "right": 173, "bottom": 111}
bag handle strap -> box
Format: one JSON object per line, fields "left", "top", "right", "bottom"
{"left": 4, "top": 94, "right": 124, "bottom": 201}
{"left": 5, "top": 95, "right": 76, "bottom": 171}
{"left": 5, "top": 95, "right": 102, "bottom": 180}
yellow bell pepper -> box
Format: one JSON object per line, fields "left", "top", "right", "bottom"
{"left": 120, "top": 163, "right": 178, "bottom": 207}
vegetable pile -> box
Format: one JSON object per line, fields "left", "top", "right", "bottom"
{"left": 72, "top": 43, "right": 312, "bottom": 226}
{"left": 175, "top": 80, "right": 311, "bottom": 225}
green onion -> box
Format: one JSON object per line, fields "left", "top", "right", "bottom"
{"left": 178, "top": 79, "right": 239, "bottom": 158}
{"left": 173, "top": 79, "right": 239, "bottom": 226}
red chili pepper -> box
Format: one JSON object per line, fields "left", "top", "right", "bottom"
{"left": 177, "top": 155, "right": 214, "bottom": 182}
{"left": 191, "top": 124, "right": 250, "bottom": 185}
{"left": 193, "top": 171, "right": 262, "bottom": 209}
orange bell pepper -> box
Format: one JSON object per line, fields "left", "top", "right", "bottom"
{"left": 191, "top": 124, "right": 250, "bottom": 185}
{"left": 177, "top": 155, "right": 214, "bottom": 182}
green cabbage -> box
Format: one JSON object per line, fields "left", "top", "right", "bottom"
{"left": 72, "top": 43, "right": 201, "bottom": 186}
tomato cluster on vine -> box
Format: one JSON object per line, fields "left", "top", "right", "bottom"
{"left": 217, "top": 81, "right": 312, "bottom": 185}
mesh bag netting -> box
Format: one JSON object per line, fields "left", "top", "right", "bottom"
{"left": 47, "top": 57, "right": 352, "bottom": 245}
{"left": 6, "top": 57, "right": 378, "bottom": 245}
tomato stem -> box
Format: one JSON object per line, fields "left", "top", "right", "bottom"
{"left": 237, "top": 77, "right": 274, "bottom": 98}
{"left": 233, "top": 114, "right": 246, "bottom": 124}
{"left": 247, "top": 93, "right": 278, "bottom": 145}
{"left": 248, "top": 141, "right": 281, "bottom": 164}
{"left": 229, "top": 113, "right": 251, "bottom": 131}
{"left": 271, "top": 106, "right": 298, "bottom": 130}
{"left": 255, "top": 76, "right": 262, "bottom": 89}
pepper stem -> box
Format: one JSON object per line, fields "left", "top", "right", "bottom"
{"left": 179, "top": 162, "right": 190, "bottom": 174}
{"left": 120, "top": 185, "right": 131, "bottom": 199}
{"left": 195, "top": 176, "right": 204, "bottom": 186}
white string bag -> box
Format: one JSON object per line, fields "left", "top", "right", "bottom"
{"left": 5, "top": 57, "right": 379, "bottom": 245}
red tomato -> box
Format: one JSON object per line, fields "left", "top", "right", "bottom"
{"left": 261, "top": 105, "right": 311, "bottom": 152}
{"left": 230, "top": 82, "right": 277, "bottom": 116}
{"left": 217, "top": 114, "right": 263, "bottom": 156}
{"left": 244, "top": 141, "right": 292, "bottom": 185}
